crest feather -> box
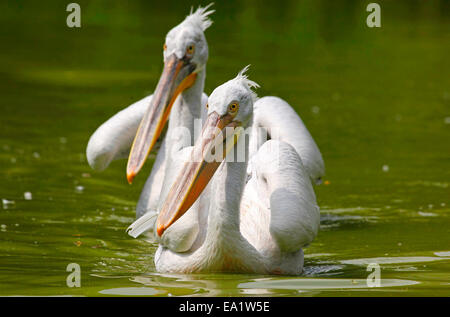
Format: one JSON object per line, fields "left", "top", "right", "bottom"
{"left": 234, "top": 65, "right": 260, "bottom": 102}
{"left": 185, "top": 3, "right": 215, "bottom": 31}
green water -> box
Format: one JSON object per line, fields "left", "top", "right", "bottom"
{"left": 1, "top": 0, "right": 449, "bottom": 296}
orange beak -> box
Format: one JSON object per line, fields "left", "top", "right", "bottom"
{"left": 155, "top": 111, "right": 241, "bottom": 236}
{"left": 126, "top": 54, "right": 197, "bottom": 183}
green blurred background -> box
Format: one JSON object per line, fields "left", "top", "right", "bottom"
{"left": 0, "top": 0, "right": 449, "bottom": 296}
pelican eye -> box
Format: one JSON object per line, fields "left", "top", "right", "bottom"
{"left": 206, "top": 103, "right": 209, "bottom": 109}
{"left": 186, "top": 44, "right": 195, "bottom": 55}
{"left": 228, "top": 102, "right": 239, "bottom": 114}
{"left": 163, "top": 43, "right": 167, "bottom": 51}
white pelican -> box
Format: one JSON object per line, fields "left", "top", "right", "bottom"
{"left": 86, "top": 5, "right": 214, "bottom": 218}
{"left": 128, "top": 67, "right": 321, "bottom": 275}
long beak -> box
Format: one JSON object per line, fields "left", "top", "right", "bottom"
{"left": 126, "top": 54, "right": 197, "bottom": 183}
{"left": 155, "top": 111, "right": 240, "bottom": 236}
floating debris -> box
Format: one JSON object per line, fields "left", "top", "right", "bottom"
{"left": 324, "top": 180, "right": 330, "bottom": 186}
{"left": 59, "top": 137, "right": 67, "bottom": 144}
{"left": 81, "top": 173, "right": 91, "bottom": 178}
{"left": 10, "top": 157, "right": 16, "bottom": 163}
{"left": 74, "top": 240, "right": 82, "bottom": 247}
{"left": 24, "top": 192, "right": 32, "bottom": 200}
{"left": 382, "top": 164, "right": 389, "bottom": 172}
{"left": 75, "top": 185, "right": 84, "bottom": 193}
{"left": 418, "top": 211, "right": 437, "bottom": 217}
{"left": 32, "top": 152, "right": 40, "bottom": 159}
{"left": 2, "top": 199, "right": 15, "bottom": 209}
{"left": 1, "top": 224, "right": 6, "bottom": 232}
{"left": 444, "top": 117, "right": 450, "bottom": 125}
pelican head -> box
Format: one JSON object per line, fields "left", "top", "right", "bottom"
{"left": 126, "top": 4, "right": 214, "bottom": 183}
{"left": 156, "top": 66, "right": 259, "bottom": 236}
{"left": 206, "top": 66, "right": 258, "bottom": 127}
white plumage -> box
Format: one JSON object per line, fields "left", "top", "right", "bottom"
{"left": 128, "top": 68, "right": 323, "bottom": 275}
{"left": 86, "top": 5, "right": 213, "bottom": 218}
{"left": 85, "top": 5, "right": 324, "bottom": 276}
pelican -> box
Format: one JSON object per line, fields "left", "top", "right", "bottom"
{"left": 128, "top": 67, "right": 321, "bottom": 275}
{"left": 86, "top": 5, "right": 214, "bottom": 218}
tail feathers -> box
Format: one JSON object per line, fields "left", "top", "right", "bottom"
{"left": 127, "top": 210, "right": 158, "bottom": 238}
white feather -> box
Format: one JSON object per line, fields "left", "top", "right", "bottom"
{"left": 185, "top": 3, "right": 215, "bottom": 31}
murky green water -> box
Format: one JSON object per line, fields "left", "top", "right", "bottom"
{"left": 1, "top": 0, "right": 449, "bottom": 296}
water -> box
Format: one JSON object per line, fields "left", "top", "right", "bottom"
{"left": 1, "top": 0, "right": 449, "bottom": 296}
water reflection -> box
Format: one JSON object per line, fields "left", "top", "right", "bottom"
{"left": 125, "top": 271, "right": 420, "bottom": 296}
{"left": 238, "top": 278, "right": 419, "bottom": 291}
{"left": 99, "top": 287, "right": 165, "bottom": 296}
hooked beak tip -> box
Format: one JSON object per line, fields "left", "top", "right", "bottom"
{"left": 127, "top": 172, "right": 136, "bottom": 184}
{"left": 156, "top": 224, "right": 164, "bottom": 237}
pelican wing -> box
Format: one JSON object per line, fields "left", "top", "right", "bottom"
{"left": 250, "top": 96, "right": 325, "bottom": 184}
{"left": 241, "top": 140, "right": 320, "bottom": 254}
{"left": 86, "top": 94, "right": 153, "bottom": 171}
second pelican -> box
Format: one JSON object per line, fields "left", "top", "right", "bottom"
{"left": 86, "top": 5, "right": 215, "bottom": 219}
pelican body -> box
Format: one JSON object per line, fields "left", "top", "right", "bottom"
{"left": 128, "top": 67, "right": 323, "bottom": 275}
